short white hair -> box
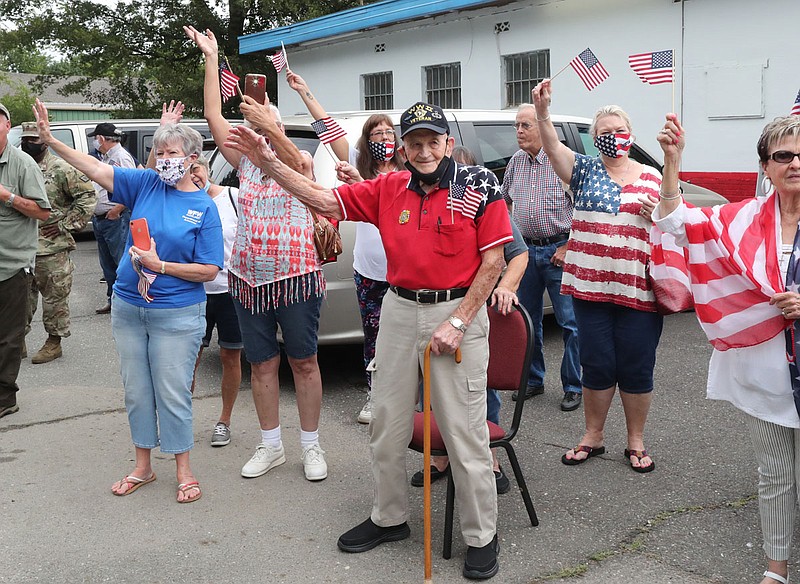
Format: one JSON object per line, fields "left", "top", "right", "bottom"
{"left": 589, "top": 105, "right": 633, "bottom": 137}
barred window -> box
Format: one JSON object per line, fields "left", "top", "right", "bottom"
{"left": 362, "top": 71, "right": 393, "bottom": 111}
{"left": 423, "top": 63, "right": 461, "bottom": 109}
{"left": 504, "top": 50, "right": 550, "bottom": 107}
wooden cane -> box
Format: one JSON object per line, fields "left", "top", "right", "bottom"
{"left": 423, "top": 343, "right": 462, "bottom": 583}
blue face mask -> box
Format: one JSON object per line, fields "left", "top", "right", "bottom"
{"left": 203, "top": 180, "right": 211, "bottom": 191}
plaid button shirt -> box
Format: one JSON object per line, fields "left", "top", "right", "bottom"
{"left": 502, "top": 148, "right": 573, "bottom": 239}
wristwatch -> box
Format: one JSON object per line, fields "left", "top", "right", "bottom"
{"left": 448, "top": 316, "right": 468, "bottom": 333}
{"left": 4, "top": 193, "right": 15, "bottom": 208}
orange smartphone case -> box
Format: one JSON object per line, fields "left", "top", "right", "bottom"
{"left": 130, "top": 218, "right": 151, "bottom": 251}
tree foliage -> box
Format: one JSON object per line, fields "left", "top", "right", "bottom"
{"left": 0, "top": 0, "right": 367, "bottom": 118}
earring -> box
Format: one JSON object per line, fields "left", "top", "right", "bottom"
{"left": 761, "top": 175, "right": 774, "bottom": 196}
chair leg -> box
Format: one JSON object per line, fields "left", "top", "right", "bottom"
{"left": 504, "top": 444, "right": 539, "bottom": 526}
{"left": 443, "top": 473, "right": 455, "bottom": 559}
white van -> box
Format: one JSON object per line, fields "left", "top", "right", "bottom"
{"left": 208, "top": 109, "right": 728, "bottom": 345}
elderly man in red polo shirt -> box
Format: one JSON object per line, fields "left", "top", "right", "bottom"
{"left": 225, "top": 101, "right": 513, "bottom": 580}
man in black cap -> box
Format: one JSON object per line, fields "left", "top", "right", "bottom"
{"left": 87, "top": 122, "right": 134, "bottom": 314}
{"left": 224, "top": 101, "right": 512, "bottom": 579}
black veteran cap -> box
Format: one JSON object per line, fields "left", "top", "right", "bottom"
{"left": 87, "top": 122, "right": 122, "bottom": 137}
{"left": 400, "top": 102, "right": 450, "bottom": 138}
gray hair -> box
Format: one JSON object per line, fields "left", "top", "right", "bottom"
{"left": 517, "top": 103, "right": 536, "bottom": 115}
{"left": 152, "top": 123, "right": 203, "bottom": 158}
{"left": 757, "top": 116, "right": 800, "bottom": 163}
{"left": 589, "top": 105, "right": 633, "bottom": 137}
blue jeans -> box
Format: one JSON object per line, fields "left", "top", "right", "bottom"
{"left": 487, "top": 389, "right": 501, "bottom": 425}
{"left": 111, "top": 296, "right": 205, "bottom": 453}
{"left": 93, "top": 210, "right": 130, "bottom": 300}
{"left": 517, "top": 242, "right": 581, "bottom": 394}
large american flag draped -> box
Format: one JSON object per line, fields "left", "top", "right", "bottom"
{"left": 791, "top": 89, "right": 800, "bottom": 116}
{"left": 447, "top": 165, "right": 501, "bottom": 220}
{"left": 628, "top": 50, "right": 674, "bottom": 85}
{"left": 311, "top": 117, "right": 346, "bottom": 144}
{"left": 569, "top": 48, "right": 609, "bottom": 91}
{"left": 651, "top": 195, "right": 787, "bottom": 351}
{"left": 219, "top": 60, "right": 240, "bottom": 103}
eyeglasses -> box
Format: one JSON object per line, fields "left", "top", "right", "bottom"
{"left": 513, "top": 122, "right": 534, "bottom": 131}
{"left": 770, "top": 150, "right": 800, "bottom": 164}
{"left": 369, "top": 129, "right": 396, "bottom": 138}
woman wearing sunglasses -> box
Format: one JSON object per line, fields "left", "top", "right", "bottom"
{"left": 654, "top": 115, "right": 800, "bottom": 584}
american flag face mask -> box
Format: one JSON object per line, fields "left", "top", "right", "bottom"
{"left": 367, "top": 140, "right": 395, "bottom": 161}
{"left": 594, "top": 132, "right": 633, "bottom": 158}
{"left": 784, "top": 231, "right": 800, "bottom": 419}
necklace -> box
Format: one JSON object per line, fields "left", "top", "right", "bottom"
{"left": 606, "top": 159, "right": 633, "bottom": 185}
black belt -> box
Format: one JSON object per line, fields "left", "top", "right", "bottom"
{"left": 94, "top": 212, "right": 109, "bottom": 220}
{"left": 390, "top": 286, "right": 468, "bottom": 304}
{"left": 523, "top": 232, "right": 569, "bottom": 246}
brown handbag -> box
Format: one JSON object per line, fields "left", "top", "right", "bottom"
{"left": 307, "top": 208, "right": 343, "bottom": 265}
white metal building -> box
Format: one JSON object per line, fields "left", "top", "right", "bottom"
{"left": 240, "top": 0, "right": 800, "bottom": 201}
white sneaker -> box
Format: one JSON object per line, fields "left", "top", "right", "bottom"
{"left": 301, "top": 444, "right": 328, "bottom": 481}
{"left": 241, "top": 442, "right": 286, "bottom": 478}
{"left": 357, "top": 395, "right": 372, "bottom": 424}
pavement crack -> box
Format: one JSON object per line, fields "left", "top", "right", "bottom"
{"left": 531, "top": 494, "right": 758, "bottom": 582}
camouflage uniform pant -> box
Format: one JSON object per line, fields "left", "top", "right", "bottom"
{"left": 26, "top": 251, "right": 74, "bottom": 338}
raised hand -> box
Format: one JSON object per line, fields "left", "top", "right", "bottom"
{"left": 183, "top": 25, "right": 218, "bottom": 56}
{"left": 225, "top": 124, "right": 276, "bottom": 168}
{"left": 532, "top": 79, "right": 552, "bottom": 120}
{"left": 335, "top": 161, "right": 362, "bottom": 184}
{"left": 32, "top": 98, "right": 54, "bottom": 145}
{"left": 240, "top": 95, "right": 276, "bottom": 129}
{"left": 657, "top": 113, "right": 685, "bottom": 158}
{"left": 286, "top": 69, "right": 309, "bottom": 94}
{"left": 160, "top": 100, "right": 185, "bottom": 126}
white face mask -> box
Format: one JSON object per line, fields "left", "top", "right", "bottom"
{"left": 155, "top": 156, "right": 188, "bottom": 186}
{"left": 92, "top": 138, "right": 101, "bottom": 152}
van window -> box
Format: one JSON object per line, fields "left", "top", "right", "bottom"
{"left": 52, "top": 129, "right": 75, "bottom": 150}
{"left": 473, "top": 122, "right": 566, "bottom": 183}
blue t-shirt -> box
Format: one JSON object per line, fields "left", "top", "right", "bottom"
{"left": 111, "top": 168, "right": 223, "bottom": 308}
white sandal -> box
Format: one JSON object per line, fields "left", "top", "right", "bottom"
{"left": 764, "top": 570, "right": 789, "bottom": 584}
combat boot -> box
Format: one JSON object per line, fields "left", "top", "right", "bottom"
{"left": 31, "top": 335, "right": 62, "bottom": 364}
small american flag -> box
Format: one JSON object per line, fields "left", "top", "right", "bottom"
{"left": 311, "top": 117, "right": 346, "bottom": 144}
{"left": 447, "top": 183, "right": 486, "bottom": 220}
{"left": 569, "top": 48, "right": 609, "bottom": 91}
{"left": 367, "top": 140, "right": 395, "bottom": 161}
{"left": 791, "top": 90, "right": 800, "bottom": 116}
{"left": 270, "top": 45, "right": 288, "bottom": 73}
{"left": 629, "top": 50, "right": 674, "bottom": 85}
{"left": 219, "top": 60, "right": 240, "bottom": 102}
{"left": 130, "top": 253, "right": 157, "bottom": 303}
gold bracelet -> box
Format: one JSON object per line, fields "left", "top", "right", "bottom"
{"left": 659, "top": 189, "right": 681, "bottom": 200}
{"left": 536, "top": 114, "right": 551, "bottom": 122}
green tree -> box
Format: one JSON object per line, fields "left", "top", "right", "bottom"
{"left": 0, "top": 0, "right": 368, "bottom": 118}
{"left": 0, "top": 72, "right": 36, "bottom": 123}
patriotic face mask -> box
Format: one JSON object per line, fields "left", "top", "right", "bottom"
{"left": 368, "top": 140, "right": 395, "bottom": 161}
{"left": 155, "top": 156, "right": 189, "bottom": 186}
{"left": 594, "top": 132, "right": 633, "bottom": 159}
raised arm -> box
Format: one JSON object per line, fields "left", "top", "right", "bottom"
{"left": 33, "top": 99, "right": 114, "bottom": 193}
{"left": 238, "top": 95, "right": 310, "bottom": 177}
{"left": 532, "top": 79, "right": 576, "bottom": 185}
{"left": 656, "top": 114, "right": 685, "bottom": 216}
{"left": 286, "top": 68, "right": 349, "bottom": 162}
{"left": 225, "top": 124, "right": 341, "bottom": 218}
{"left": 183, "top": 25, "right": 240, "bottom": 168}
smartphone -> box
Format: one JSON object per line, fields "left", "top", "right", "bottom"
{"left": 130, "top": 218, "right": 151, "bottom": 251}
{"left": 244, "top": 74, "right": 268, "bottom": 105}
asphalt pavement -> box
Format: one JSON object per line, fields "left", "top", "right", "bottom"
{"left": 2, "top": 238, "right": 798, "bottom": 584}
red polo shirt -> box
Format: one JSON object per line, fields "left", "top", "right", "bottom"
{"left": 333, "top": 161, "right": 513, "bottom": 290}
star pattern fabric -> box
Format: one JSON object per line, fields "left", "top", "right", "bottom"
{"left": 367, "top": 140, "right": 395, "bottom": 162}
{"left": 572, "top": 156, "right": 623, "bottom": 215}
{"left": 784, "top": 229, "right": 800, "bottom": 419}
{"left": 447, "top": 163, "right": 503, "bottom": 220}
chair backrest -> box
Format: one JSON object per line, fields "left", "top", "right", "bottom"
{"left": 486, "top": 304, "right": 534, "bottom": 393}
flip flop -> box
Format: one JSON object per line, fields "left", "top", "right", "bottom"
{"left": 624, "top": 449, "right": 655, "bottom": 474}
{"left": 561, "top": 445, "right": 605, "bottom": 466}
{"left": 112, "top": 473, "right": 156, "bottom": 496}
{"left": 177, "top": 481, "right": 202, "bottom": 504}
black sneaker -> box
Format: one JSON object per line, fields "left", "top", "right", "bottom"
{"left": 463, "top": 534, "right": 499, "bottom": 579}
{"left": 494, "top": 467, "right": 510, "bottom": 495}
{"left": 337, "top": 518, "right": 410, "bottom": 553}
{"left": 512, "top": 385, "right": 544, "bottom": 401}
{"left": 560, "top": 391, "right": 582, "bottom": 412}
{"left": 410, "top": 464, "right": 450, "bottom": 487}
